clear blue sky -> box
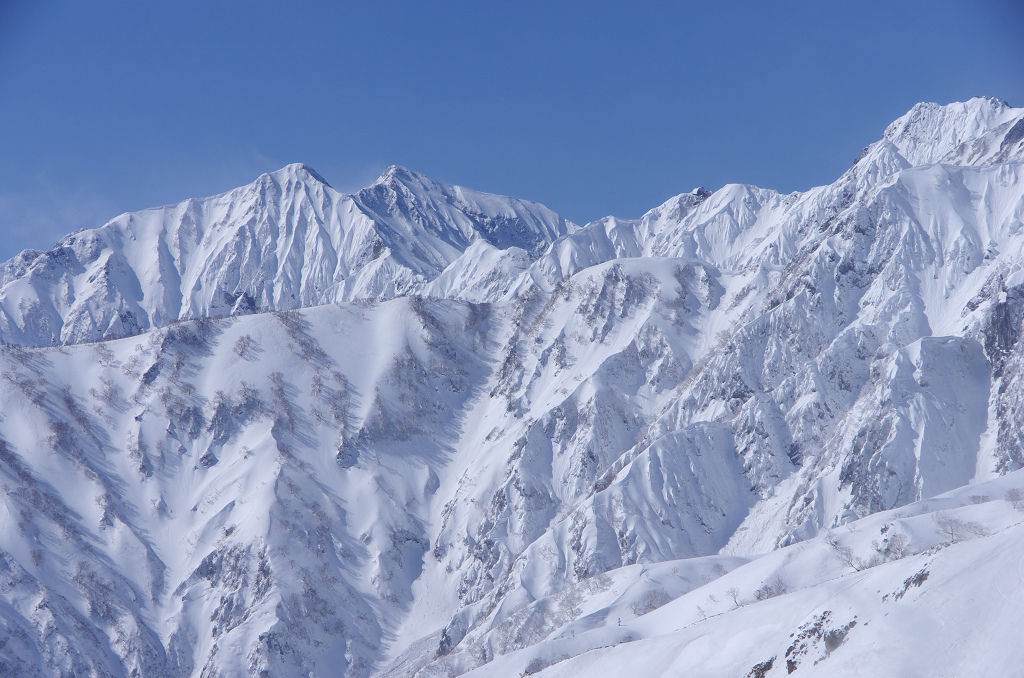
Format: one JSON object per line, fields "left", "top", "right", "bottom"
{"left": 1, "top": 1, "right": 1022, "bottom": 262}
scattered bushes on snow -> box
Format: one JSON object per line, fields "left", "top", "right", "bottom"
{"left": 312, "top": 371, "right": 351, "bottom": 428}
{"left": 524, "top": 654, "right": 570, "bottom": 676}
{"left": 3, "top": 369, "right": 47, "bottom": 407}
{"left": 275, "top": 311, "right": 331, "bottom": 365}
{"left": 89, "top": 376, "right": 127, "bottom": 412}
{"left": 161, "top": 383, "right": 206, "bottom": 440}
{"left": 872, "top": 533, "right": 909, "bottom": 563}
{"left": 207, "top": 382, "right": 266, "bottom": 446}
{"left": 826, "top": 526, "right": 909, "bottom": 571}
{"left": 92, "top": 343, "right": 118, "bottom": 367}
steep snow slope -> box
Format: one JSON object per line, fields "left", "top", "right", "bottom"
{"left": 1, "top": 97, "right": 1024, "bottom": 677}
{"left": 0, "top": 301, "right": 491, "bottom": 676}
{"left": 0, "top": 269, "right": 726, "bottom": 676}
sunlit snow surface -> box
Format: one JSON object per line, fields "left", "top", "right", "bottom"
{"left": 0, "top": 97, "right": 1023, "bottom": 676}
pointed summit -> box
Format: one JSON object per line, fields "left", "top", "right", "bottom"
{"left": 356, "top": 166, "right": 573, "bottom": 258}
{"left": 373, "top": 165, "right": 428, "bottom": 186}
{"left": 883, "top": 97, "right": 1024, "bottom": 167}
{"left": 263, "top": 163, "right": 332, "bottom": 187}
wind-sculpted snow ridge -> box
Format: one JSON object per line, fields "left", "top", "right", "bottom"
{"left": 2, "top": 97, "right": 1024, "bottom": 677}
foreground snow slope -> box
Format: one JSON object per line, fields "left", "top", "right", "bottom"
{"left": 0, "top": 97, "right": 1023, "bottom": 676}
{"left": 462, "top": 472, "right": 1024, "bottom": 678}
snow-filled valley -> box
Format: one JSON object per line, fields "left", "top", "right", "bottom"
{"left": 1, "top": 97, "right": 1024, "bottom": 676}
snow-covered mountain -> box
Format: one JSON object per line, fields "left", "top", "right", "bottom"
{"left": 1, "top": 96, "right": 1024, "bottom": 677}
{"left": 0, "top": 164, "right": 571, "bottom": 346}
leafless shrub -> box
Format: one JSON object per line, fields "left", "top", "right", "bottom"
{"left": 866, "top": 533, "right": 909, "bottom": 567}
{"left": 753, "top": 575, "right": 787, "bottom": 601}
{"left": 825, "top": 530, "right": 864, "bottom": 571}
{"left": 882, "top": 533, "right": 909, "bottom": 560}
{"left": 93, "top": 344, "right": 118, "bottom": 367}
{"left": 726, "top": 587, "right": 742, "bottom": 608}
{"left": 581, "top": 572, "right": 612, "bottom": 594}
{"left": 556, "top": 587, "right": 583, "bottom": 620}
{"left": 1005, "top": 488, "right": 1024, "bottom": 511}
{"left": 122, "top": 355, "right": 140, "bottom": 378}
{"left": 629, "top": 588, "right": 672, "bottom": 616}
{"left": 89, "top": 376, "right": 127, "bottom": 411}
{"left": 967, "top": 494, "right": 990, "bottom": 505}
{"left": 276, "top": 310, "right": 331, "bottom": 364}
{"left": 233, "top": 334, "right": 257, "bottom": 359}
{"left": 934, "top": 512, "right": 988, "bottom": 544}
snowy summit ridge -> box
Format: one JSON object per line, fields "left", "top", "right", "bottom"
{"left": 0, "top": 162, "right": 571, "bottom": 346}
{"left": 2, "top": 98, "right": 1024, "bottom": 677}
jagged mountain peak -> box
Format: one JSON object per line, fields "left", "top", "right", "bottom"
{"left": 371, "top": 164, "right": 430, "bottom": 187}
{"left": 356, "top": 165, "right": 573, "bottom": 259}
{"left": 0, "top": 163, "right": 573, "bottom": 346}
{"left": 359, "top": 164, "right": 463, "bottom": 209}
{"left": 882, "top": 96, "right": 1024, "bottom": 167}
{"left": 198, "top": 162, "right": 333, "bottom": 206}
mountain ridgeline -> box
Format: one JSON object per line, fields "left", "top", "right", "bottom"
{"left": 1, "top": 97, "right": 1024, "bottom": 677}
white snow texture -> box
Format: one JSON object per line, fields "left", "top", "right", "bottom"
{"left": 1, "top": 97, "right": 1024, "bottom": 677}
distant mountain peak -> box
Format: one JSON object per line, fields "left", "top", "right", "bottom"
{"left": 257, "top": 162, "right": 332, "bottom": 187}
{"left": 370, "top": 164, "right": 436, "bottom": 192}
